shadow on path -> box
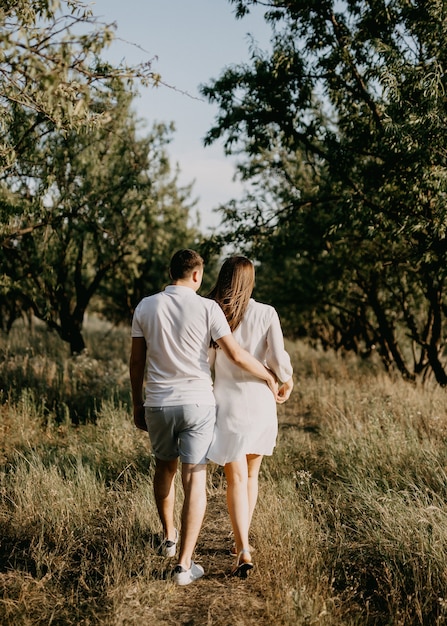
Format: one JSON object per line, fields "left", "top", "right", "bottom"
{"left": 152, "top": 489, "right": 267, "bottom": 626}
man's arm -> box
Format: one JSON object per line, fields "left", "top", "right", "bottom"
{"left": 216, "top": 334, "right": 278, "bottom": 397}
{"left": 129, "top": 337, "right": 148, "bottom": 431}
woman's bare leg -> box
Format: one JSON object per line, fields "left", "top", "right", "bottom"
{"left": 224, "top": 459, "right": 251, "bottom": 558}
{"left": 246, "top": 454, "right": 263, "bottom": 530}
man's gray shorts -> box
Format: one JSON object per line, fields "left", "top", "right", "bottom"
{"left": 144, "top": 404, "right": 215, "bottom": 464}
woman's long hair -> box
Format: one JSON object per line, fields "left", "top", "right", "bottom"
{"left": 208, "top": 256, "right": 255, "bottom": 333}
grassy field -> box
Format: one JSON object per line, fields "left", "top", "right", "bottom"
{"left": 1, "top": 318, "right": 447, "bottom": 625}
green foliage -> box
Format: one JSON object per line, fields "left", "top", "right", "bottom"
{"left": 0, "top": 0, "right": 197, "bottom": 353}
{"left": 202, "top": 0, "right": 447, "bottom": 384}
{"left": 0, "top": 85, "right": 197, "bottom": 353}
{"left": 0, "top": 0, "right": 155, "bottom": 171}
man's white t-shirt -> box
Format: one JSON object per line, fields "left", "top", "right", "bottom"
{"left": 131, "top": 285, "right": 231, "bottom": 406}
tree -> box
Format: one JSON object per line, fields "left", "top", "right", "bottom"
{"left": 95, "top": 154, "right": 198, "bottom": 326}
{"left": 202, "top": 0, "right": 447, "bottom": 383}
{"left": 0, "top": 85, "right": 197, "bottom": 354}
{"left": 0, "top": 0, "right": 155, "bottom": 172}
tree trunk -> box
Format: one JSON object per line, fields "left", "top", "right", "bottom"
{"left": 58, "top": 312, "right": 86, "bottom": 355}
{"left": 367, "top": 285, "right": 415, "bottom": 381}
{"left": 67, "top": 327, "right": 86, "bottom": 355}
{"left": 425, "top": 282, "right": 447, "bottom": 386}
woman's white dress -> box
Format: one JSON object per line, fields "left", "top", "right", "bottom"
{"left": 207, "top": 299, "right": 293, "bottom": 465}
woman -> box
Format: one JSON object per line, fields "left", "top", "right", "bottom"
{"left": 207, "top": 256, "right": 293, "bottom": 577}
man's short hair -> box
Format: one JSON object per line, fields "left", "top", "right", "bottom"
{"left": 170, "top": 249, "right": 204, "bottom": 280}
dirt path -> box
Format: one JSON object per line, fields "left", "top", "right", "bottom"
{"left": 151, "top": 489, "right": 268, "bottom": 626}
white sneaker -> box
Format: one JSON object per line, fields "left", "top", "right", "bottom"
{"left": 160, "top": 529, "right": 178, "bottom": 558}
{"left": 172, "top": 561, "right": 204, "bottom": 586}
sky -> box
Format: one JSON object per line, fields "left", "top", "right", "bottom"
{"left": 89, "top": 0, "right": 271, "bottom": 231}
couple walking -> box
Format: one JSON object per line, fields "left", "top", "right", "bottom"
{"left": 129, "top": 249, "right": 293, "bottom": 586}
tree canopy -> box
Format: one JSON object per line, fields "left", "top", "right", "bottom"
{"left": 0, "top": 1, "right": 197, "bottom": 353}
{"left": 0, "top": 82, "right": 197, "bottom": 353}
{"left": 0, "top": 0, "right": 155, "bottom": 172}
{"left": 202, "top": 0, "right": 447, "bottom": 383}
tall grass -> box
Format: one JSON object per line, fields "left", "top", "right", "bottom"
{"left": 1, "top": 320, "right": 447, "bottom": 624}
{"left": 0, "top": 317, "right": 131, "bottom": 422}
{"left": 254, "top": 342, "right": 447, "bottom": 625}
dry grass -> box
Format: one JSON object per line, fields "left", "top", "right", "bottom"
{"left": 1, "top": 321, "right": 447, "bottom": 624}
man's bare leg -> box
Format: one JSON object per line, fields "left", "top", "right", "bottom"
{"left": 176, "top": 463, "right": 207, "bottom": 570}
{"left": 153, "top": 457, "right": 178, "bottom": 541}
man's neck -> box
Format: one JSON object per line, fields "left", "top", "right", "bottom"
{"left": 172, "top": 279, "right": 197, "bottom": 292}
{"left": 171, "top": 266, "right": 203, "bottom": 292}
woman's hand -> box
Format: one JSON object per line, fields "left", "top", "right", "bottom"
{"left": 276, "top": 377, "right": 294, "bottom": 404}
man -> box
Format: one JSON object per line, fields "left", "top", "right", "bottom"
{"left": 129, "top": 249, "right": 277, "bottom": 586}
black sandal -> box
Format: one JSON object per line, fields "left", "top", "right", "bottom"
{"left": 231, "top": 549, "right": 254, "bottom": 578}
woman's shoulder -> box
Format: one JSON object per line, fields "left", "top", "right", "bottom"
{"left": 249, "top": 298, "right": 275, "bottom": 312}
{"left": 246, "top": 299, "right": 277, "bottom": 321}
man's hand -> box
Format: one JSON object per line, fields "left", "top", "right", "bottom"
{"left": 267, "top": 376, "right": 279, "bottom": 399}
{"left": 130, "top": 337, "right": 147, "bottom": 430}
{"left": 264, "top": 367, "right": 279, "bottom": 399}
{"left": 276, "top": 377, "right": 294, "bottom": 404}
{"left": 133, "top": 404, "right": 147, "bottom": 431}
